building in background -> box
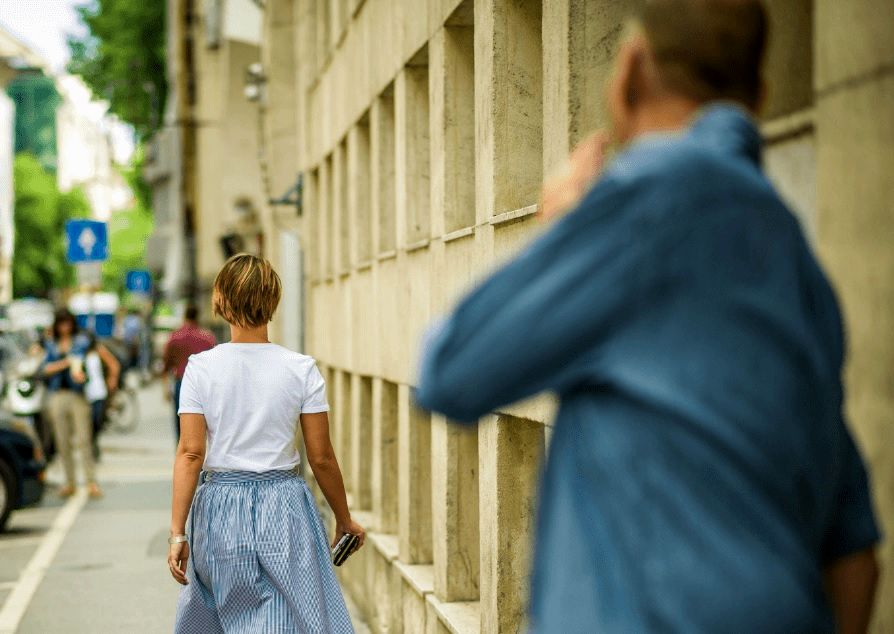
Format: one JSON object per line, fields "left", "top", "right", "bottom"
{"left": 0, "top": 26, "right": 47, "bottom": 304}
{"left": 149, "top": 0, "right": 272, "bottom": 333}
{"left": 1, "top": 24, "right": 136, "bottom": 303}
{"left": 168, "top": 1, "right": 894, "bottom": 631}
{"left": 55, "top": 74, "right": 135, "bottom": 221}
{"left": 144, "top": 0, "right": 188, "bottom": 305}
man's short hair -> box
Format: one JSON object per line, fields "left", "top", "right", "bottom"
{"left": 212, "top": 254, "right": 282, "bottom": 328}
{"left": 184, "top": 305, "right": 199, "bottom": 322}
{"left": 638, "top": 0, "right": 768, "bottom": 110}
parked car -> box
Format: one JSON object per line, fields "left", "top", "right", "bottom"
{"left": 0, "top": 412, "right": 46, "bottom": 531}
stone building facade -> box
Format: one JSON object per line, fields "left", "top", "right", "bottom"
{"left": 170, "top": 0, "right": 893, "bottom": 631}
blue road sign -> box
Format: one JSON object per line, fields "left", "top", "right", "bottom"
{"left": 126, "top": 269, "right": 152, "bottom": 294}
{"left": 65, "top": 220, "right": 108, "bottom": 263}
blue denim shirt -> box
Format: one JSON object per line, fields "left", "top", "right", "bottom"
{"left": 416, "top": 105, "right": 880, "bottom": 632}
{"left": 43, "top": 335, "right": 90, "bottom": 393}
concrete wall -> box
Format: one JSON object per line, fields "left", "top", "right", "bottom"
{"left": 190, "top": 0, "right": 893, "bottom": 630}
{"left": 813, "top": 1, "right": 894, "bottom": 630}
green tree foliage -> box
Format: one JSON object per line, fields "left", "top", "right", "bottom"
{"left": 5, "top": 73, "right": 61, "bottom": 172}
{"left": 101, "top": 202, "right": 154, "bottom": 296}
{"left": 101, "top": 148, "right": 154, "bottom": 295}
{"left": 67, "top": 0, "right": 167, "bottom": 139}
{"left": 12, "top": 153, "right": 90, "bottom": 298}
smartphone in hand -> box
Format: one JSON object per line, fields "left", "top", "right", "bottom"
{"left": 332, "top": 533, "right": 359, "bottom": 567}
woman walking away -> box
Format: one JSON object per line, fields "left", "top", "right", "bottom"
{"left": 42, "top": 309, "right": 103, "bottom": 498}
{"left": 169, "top": 254, "right": 363, "bottom": 633}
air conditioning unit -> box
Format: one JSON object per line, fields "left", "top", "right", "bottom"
{"left": 204, "top": 0, "right": 223, "bottom": 49}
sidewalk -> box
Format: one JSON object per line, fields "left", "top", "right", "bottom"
{"left": 15, "top": 382, "right": 179, "bottom": 633}
{"left": 1, "top": 381, "right": 368, "bottom": 633}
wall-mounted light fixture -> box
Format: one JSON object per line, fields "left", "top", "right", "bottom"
{"left": 269, "top": 173, "right": 303, "bottom": 216}
{"left": 244, "top": 62, "right": 266, "bottom": 103}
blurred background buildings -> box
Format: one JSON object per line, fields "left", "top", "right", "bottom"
{"left": 1, "top": 21, "right": 138, "bottom": 303}
{"left": 151, "top": 1, "right": 894, "bottom": 632}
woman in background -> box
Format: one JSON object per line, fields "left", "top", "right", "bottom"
{"left": 42, "top": 310, "right": 102, "bottom": 498}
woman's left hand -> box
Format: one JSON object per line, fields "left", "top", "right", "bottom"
{"left": 168, "top": 541, "right": 190, "bottom": 585}
{"left": 333, "top": 518, "right": 366, "bottom": 553}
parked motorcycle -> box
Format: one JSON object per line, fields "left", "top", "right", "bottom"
{"left": 2, "top": 354, "right": 52, "bottom": 459}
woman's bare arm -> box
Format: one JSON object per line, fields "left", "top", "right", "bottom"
{"left": 824, "top": 547, "right": 880, "bottom": 634}
{"left": 171, "top": 413, "right": 206, "bottom": 534}
{"left": 97, "top": 344, "right": 121, "bottom": 390}
{"left": 42, "top": 358, "right": 70, "bottom": 376}
{"left": 168, "top": 413, "right": 206, "bottom": 585}
{"left": 300, "top": 411, "right": 365, "bottom": 548}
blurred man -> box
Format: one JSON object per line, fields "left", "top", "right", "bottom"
{"left": 162, "top": 305, "right": 215, "bottom": 442}
{"left": 121, "top": 308, "right": 144, "bottom": 371}
{"left": 416, "top": 1, "right": 880, "bottom": 632}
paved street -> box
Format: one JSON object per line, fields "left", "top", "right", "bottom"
{"left": 0, "top": 382, "right": 179, "bottom": 633}
{"left": 0, "top": 382, "right": 367, "bottom": 633}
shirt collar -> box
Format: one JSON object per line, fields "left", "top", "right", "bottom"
{"left": 688, "top": 102, "right": 763, "bottom": 167}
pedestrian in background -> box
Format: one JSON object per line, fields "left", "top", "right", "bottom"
{"left": 41, "top": 309, "right": 102, "bottom": 498}
{"left": 416, "top": 1, "right": 880, "bottom": 632}
{"left": 120, "top": 307, "right": 143, "bottom": 372}
{"left": 162, "top": 305, "right": 215, "bottom": 442}
{"left": 83, "top": 331, "right": 121, "bottom": 461}
{"left": 168, "top": 254, "right": 362, "bottom": 633}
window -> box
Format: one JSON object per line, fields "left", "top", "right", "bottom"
{"left": 438, "top": 0, "right": 476, "bottom": 233}
{"left": 323, "top": 154, "right": 335, "bottom": 276}
{"left": 351, "top": 375, "right": 373, "bottom": 509}
{"left": 350, "top": 114, "right": 372, "bottom": 263}
{"left": 432, "top": 415, "right": 479, "bottom": 601}
{"left": 479, "top": 415, "right": 544, "bottom": 631}
{"left": 372, "top": 86, "right": 396, "bottom": 254}
{"left": 399, "top": 389, "right": 432, "bottom": 562}
{"left": 496, "top": 0, "right": 542, "bottom": 214}
{"left": 336, "top": 139, "right": 350, "bottom": 271}
{"left": 336, "top": 370, "right": 353, "bottom": 489}
{"left": 307, "top": 168, "right": 320, "bottom": 278}
{"left": 374, "top": 380, "right": 399, "bottom": 532}
{"left": 397, "top": 47, "right": 431, "bottom": 245}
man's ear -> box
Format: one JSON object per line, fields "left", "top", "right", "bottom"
{"left": 612, "top": 40, "right": 638, "bottom": 110}
{"left": 607, "top": 36, "right": 648, "bottom": 143}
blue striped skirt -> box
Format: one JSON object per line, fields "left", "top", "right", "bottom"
{"left": 174, "top": 470, "right": 355, "bottom": 633}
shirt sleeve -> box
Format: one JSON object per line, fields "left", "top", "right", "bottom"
{"left": 821, "top": 418, "right": 882, "bottom": 563}
{"left": 415, "top": 173, "right": 670, "bottom": 423}
{"left": 162, "top": 338, "right": 174, "bottom": 371}
{"left": 301, "top": 363, "right": 330, "bottom": 413}
{"left": 177, "top": 357, "right": 204, "bottom": 415}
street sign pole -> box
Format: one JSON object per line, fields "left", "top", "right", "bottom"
{"left": 66, "top": 220, "right": 109, "bottom": 335}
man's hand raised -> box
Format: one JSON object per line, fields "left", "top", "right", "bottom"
{"left": 539, "top": 130, "right": 610, "bottom": 222}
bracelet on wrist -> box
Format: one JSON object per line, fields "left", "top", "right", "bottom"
{"left": 168, "top": 535, "right": 188, "bottom": 545}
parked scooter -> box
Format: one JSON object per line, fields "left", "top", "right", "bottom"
{"left": 2, "top": 354, "right": 52, "bottom": 459}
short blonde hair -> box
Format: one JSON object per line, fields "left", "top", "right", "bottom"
{"left": 212, "top": 253, "right": 282, "bottom": 328}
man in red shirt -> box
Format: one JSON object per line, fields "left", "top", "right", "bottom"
{"left": 163, "top": 305, "right": 216, "bottom": 441}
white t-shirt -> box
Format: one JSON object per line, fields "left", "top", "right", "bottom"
{"left": 84, "top": 351, "right": 108, "bottom": 403}
{"left": 177, "top": 342, "right": 329, "bottom": 472}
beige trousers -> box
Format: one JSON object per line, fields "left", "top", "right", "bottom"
{"left": 48, "top": 390, "right": 96, "bottom": 485}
